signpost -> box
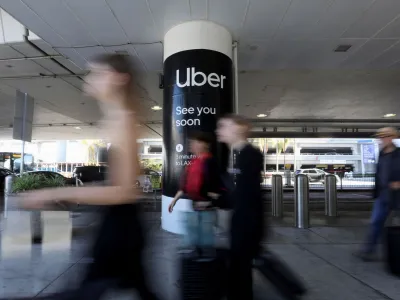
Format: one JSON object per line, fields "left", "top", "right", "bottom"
{"left": 13, "top": 90, "right": 34, "bottom": 174}
{"left": 362, "top": 144, "right": 376, "bottom": 164}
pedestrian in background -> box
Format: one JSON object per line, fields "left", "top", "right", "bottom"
{"left": 355, "top": 127, "right": 400, "bottom": 261}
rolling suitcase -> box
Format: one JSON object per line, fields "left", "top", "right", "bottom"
{"left": 253, "top": 250, "right": 307, "bottom": 300}
{"left": 385, "top": 225, "right": 400, "bottom": 277}
{"left": 179, "top": 248, "right": 229, "bottom": 300}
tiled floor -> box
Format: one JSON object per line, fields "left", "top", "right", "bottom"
{"left": 0, "top": 210, "right": 398, "bottom": 300}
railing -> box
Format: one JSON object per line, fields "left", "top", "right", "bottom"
{"left": 262, "top": 173, "right": 375, "bottom": 190}
{"left": 31, "top": 162, "right": 87, "bottom": 177}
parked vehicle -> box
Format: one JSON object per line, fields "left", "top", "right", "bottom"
{"left": 21, "top": 171, "right": 76, "bottom": 186}
{"left": 294, "top": 169, "right": 340, "bottom": 183}
{"left": 0, "top": 168, "right": 14, "bottom": 192}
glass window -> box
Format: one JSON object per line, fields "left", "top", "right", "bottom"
{"left": 308, "top": 170, "right": 317, "bottom": 174}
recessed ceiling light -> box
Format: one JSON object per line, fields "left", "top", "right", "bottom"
{"left": 151, "top": 105, "right": 162, "bottom": 111}
{"left": 257, "top": 114, "right": 267, "bottom": 118}
{"left": 384, "top": 113, "right": 396, "bottom": 118}
{"left": 75, "top": 126, "right": 81, "bottom": 130}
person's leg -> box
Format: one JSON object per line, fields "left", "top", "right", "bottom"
{"left": 200, "top": 210, "right": 215, "bottom": 248}
{"left": 227, "top": 253, "right": 253, "bottom": 300}
{"left": 364, "top": 198, "right": 390, "bottom": 254}
{"left": 182, "top": 211, "right": 196, "bottom": 249}
{"left": 128, "top": 250, "right": 159, "bottom": 300}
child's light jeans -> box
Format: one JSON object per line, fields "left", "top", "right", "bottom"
{"left": 181, "top": 210, "right": 215, "bottom": 248}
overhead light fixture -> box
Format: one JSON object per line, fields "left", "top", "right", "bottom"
{"left": 384, "top": 113, "right": 396, "bottom": 118}
{"left": 334, "top": 45, "right": 352, "bottom": 52}
{"left": 257, "top": 114, "right": 267, "bottom": 118}
{"left": 75, "top": 126, "right": 81, "bottom": 130}
{"left": 151, "top": 105, "right": 162, "bottom": 111}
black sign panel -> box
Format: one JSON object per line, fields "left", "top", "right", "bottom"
{"left": 163, "top": 49, "right": 233, "bottom": 197}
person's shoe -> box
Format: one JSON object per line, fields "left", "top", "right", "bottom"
{"left": 352, "top": 251, "right": 377, "bottom": 262}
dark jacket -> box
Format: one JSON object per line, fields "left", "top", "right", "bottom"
{"left": 374, "top": 147, "right": 400, "bottom": 199}
{"left": 230, "top": 144, "right": 264, "bottom": 257}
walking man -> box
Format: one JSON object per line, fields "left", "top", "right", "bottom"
{"left": 356, "top": 127, "right": 400, "bottom": 261}
{"left": 216, "top": 115, "right": 264, "bottom": 300}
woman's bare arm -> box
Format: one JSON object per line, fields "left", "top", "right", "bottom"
{"left": 22, "top": 113, "right": 140, "bottom": 207}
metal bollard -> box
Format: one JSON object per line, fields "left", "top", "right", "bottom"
{"left": 31, "top": 211, "right": 43, "bottom": 244}
{"left": 324, "top": 175, "right": 338, "bottom": 217}
{"left": 3, "top": 175, "right": 15, "bottom": 218}
{"left": 272, "top": 175, "right": 283, "bottom": 217}
{"left": 294, "top": 174, "right": 309, "bottom": 229}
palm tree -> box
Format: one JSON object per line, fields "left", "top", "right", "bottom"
{"left": 80, "top": 140, "right": 107, "bottom": 165}
{"left": 270, "top": 138, "right": 293, "bottom": 172}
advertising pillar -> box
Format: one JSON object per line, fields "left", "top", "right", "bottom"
{"left": 162, "top": 21, "right": 233, "bottom": 233}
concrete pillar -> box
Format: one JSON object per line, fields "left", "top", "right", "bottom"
{"left": 161, "top": 21, "right": 233, "bottom": 233}
{"left": 55, "top": 141, "right": 67, "bottom": 162}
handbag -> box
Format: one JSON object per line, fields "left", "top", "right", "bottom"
{"left": 253, "top": 250, "right": 307, "bottom": 299}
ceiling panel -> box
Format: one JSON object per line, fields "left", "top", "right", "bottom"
{"left": 3, "top": 78, "right": 101, "bottom": 123}
{"left": 341, "top": 39, "right": 397, "bottom": 68}
{"left": 148, "top": 0, "right": 191, "bottom": 36}
{"left": 52, "top": 57, "right": 84, "bottom": 74}
{"left": 64, "top": 0, "right": 128, "bottom": 46}
{"left": 242, "top": 0, "right": 291, "bottom": 40}
{"left": 106, "top": 0, "right": 159, "bottom": 43}
{"left": 308, "top": 0, "right": 375, "bottom": 39}
{"left": 104, "top": 45, "right": 147, "bottom": 73}
{"left": 61, "top": 77, "right": 84, "bottom": 91}
{"left": 368, "top": 42, "right": 400, "bottom": 68}
{"left": 189, "top": 0, "right": 207, "bottom": 20}
{"left": 74, "top": 46, "right": 107, "bottom": 62}
{"left": 10, "top": 41, "right": 59, "bottom": 56}
{"left": 376, "top": 12, "right": 400, "bottom": 38}
{"left": 342, "top": 0, "right": 400, "bottom": 38}
{"left": 274, "top": 0, "right": 332, "bottom": 39}
{"left": 0, "top": 45, "right": 23, "bottom": 59}
{"left": 238, "top": 40, "right": 271, "bottom": 70}
{"left": 0, "top": 82, "right": 18, "bottom": 97}
{"left": 134, "top": 43, "right": 163, "bottom": 71}
{"left": 208, "top": 0, "right": 248, "bottom": 37}
{"left": 0, "top": 59, "right": 53, "bottom": 76}
{"left": 0, "top": 0, "right": 68, "bottom": 46}
{"left": 286, "top": 39, "right": 367, "bottom": 68}
{"left": 22, "top": 0, "right": 97, "bottom": 46}
{"left": 54, "top": 48, "right": 88, "bottom": 69}
{"left": 33, "top": 105, "right": 81, "bottom": 124}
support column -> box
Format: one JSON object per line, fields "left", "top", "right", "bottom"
{"left": 55, "top": 141, "right": 67, "bottom": 162}
{"left": 162, "top": 21, "right": 233, "bottom": 233}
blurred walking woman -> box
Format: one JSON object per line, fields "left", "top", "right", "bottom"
{"left": 17, "top": 54, "right": 159, "bottom": 299}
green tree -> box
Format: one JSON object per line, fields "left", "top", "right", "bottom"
{"left": 140, "top": 159, "right": 162, "bottom": 171}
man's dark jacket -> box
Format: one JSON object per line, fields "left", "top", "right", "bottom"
{"left": 374, "top": 147, "right": 400, "bottom": 201}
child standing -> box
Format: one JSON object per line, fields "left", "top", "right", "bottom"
{"left": 168, "top": 132, "right": 220, "bottom": 251}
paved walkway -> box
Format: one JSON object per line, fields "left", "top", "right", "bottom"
{"left": 0, "top": 210, "right": 398, "bottom": 300}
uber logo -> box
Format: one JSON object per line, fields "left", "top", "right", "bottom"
{"left": 176, "top": 67, "right": 226, "bottom": 89}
